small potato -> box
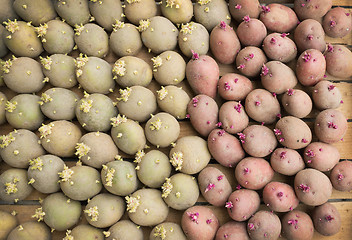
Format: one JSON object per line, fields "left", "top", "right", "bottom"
{"left": 312, "top": 80, "right": 342, "bottom": 110}
{"left": 241, "top": 125, "right": 277, "bottom": 158}
{"left": 150, "top": 222, "right": 187, "bottom": 240}
{"left": 198, "top": 167, "right": 232, "bottom": 207}
{"left": 296, "top": 49, "right": 326, "bottom": 86}
{"left": 281, "top": 210, "right": 314, "bottom": 240}
{"left": 314, "top": 109, "right": 347, "bottom": 143}
{"left": 294, "top": 168, "right": 332, "bottom": 206}
{"left": 210, "top": 21, "right": 241, "bottom": 64}
{"left": 281, "top": 89, "right": 312, "bottom": 118}
{"left": 262, "top": 33, "right": 297, "bottom": 63}
{"left": 294, "top": 0, "right": 332, "bottom": 21}
{"left": 330, "top": 160, "right": 352, "bottom": 192}
{"left": 312, "top": 203, "right": 341, "bottom": 236}
{"left": 236, "top": 46, "right": 267, "bottom": 77}
{"left": 263, "top": 182, "right": 299, "bottom": 212}
{"left": 261, "top": 61, "right": 298, "bottom": 94}
{"left": 236, "top": 17, "right": 267, "bottom": 47}
{"left": 110, "top": 22, "right": 142, "bottom": 57}
{"left": 215, "top": 221, "right": 250, "bottom": 240}
{"left": 245, "top": 89, "right": 281, "bottom": 124}
{"left": 303, "top": 142, "right": 340, "bottom": 172}
{"left": 160, "top": 0, "right": 193, "bottom": 24}
{"left": 219, "top": 101, "right": 249, "bottom": 134}
{"left": 323, "top": 7, "right": 352, "bottom": 38}
{"left": 157, "top": 86, "right": 190, "bottom": 120}
{"left": 181, "top": 206, "right": 220, "bottom": 240}
{"left": 229, "top": 0, "right": 261, "bottom": 23}
{"left": 270, "top": 148, "right": 305, "bottom": 176}
{"left": 124, "top": 0, "right": 157, "bottom": 25}
{"left": 107, "top": 220, "right": 143, "bottom": 240}
{"left": 226, "top": 189, "right": 260, "bottom": 222}
{"left": 294, "top": 19, "right": 326, "bottom": 53}
{"left": 260, "top": 4, "right": 298, "bottom": 33}
{"left": 178, "top": 22, "right": 209, "bottom": 58}
{"left": 247, "top": 211, "right": 281, "bottom": 240}
{"left": 235, "top": 157, "right": 274, "bottom": 190}
{"left": 187, "top": 94, "right": 218, "bottom": 137}
{"left": 325, "top": 44, "right": 352, "bottom": 78}
{"left": 0, "top": 210, "right": 18, "bottom": 240}
{"left": 207, "top": 129, "right": 245, "bottom": 168}
{"left": 274, "top": 116, "right": 312, "bottom": 149}
{"left": 218, "top": 73, "right": 253, "bottom": 101}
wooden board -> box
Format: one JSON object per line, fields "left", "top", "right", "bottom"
{"left": 0, "top": 0, "right": 352, "bottom": 239}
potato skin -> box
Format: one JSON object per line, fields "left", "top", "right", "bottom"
{"left": 294, "top": 0, "right": 332, "bottom": 21}
{"left": 178, "top": 22, "right": 209, "bottom": 58}
{"left": 236, "top": 18, "right": 267, "bottom": 47}
{"left": 124, "top": 0, "right": 157, "bottom": 25}
{"left": 263, "top": 182, "right": 299, "bottom": 212}
{"left": 314, "top": 109, "right": 347, "bottom": 143}
{"left": 236, "top": 46, "right": 267, "bottom": 77}
{"left": 281, "top": 89, "right": 312, "bottom": 118}
{"left": 296, "top": 49, "right": 326, "bottom": 86}
{"left": 312, "top": 203, "right": 341, "bottom": 236}
{"left": 294, "top": 19, "right": 326, "bottom": 53}
{"left": 260, "top": 3, "right": 298, "bottom": 33}
{"left": 312, "top": 80, "right": 342, "bottom": 110}
{"left": 226, "top": 189, "right": 260, "bottom": 222}
{"left": 229, "top": 0, "right": 261, "bottom": 23}
{"left": 322, "top": 7, "right": 352, "bottom": 38}
{"left": 303, "top": 142, "right": 340, "bottom": 171}
{"left": 262, "top": 33, "right": 297, "bottom": 63}
{"left": 247, "top": 211, "right": 281, "bottom": 240}
{"left": 235, "top": 157, "right": 274, "bottom": 190}
{"left": 160, "top": 0, "right": 193, "bottom": 24}
{"left": 270, "top": 148, "right": 305, "bottom": 176}
{"left": 219, "top": 101, "right": 249, "bottom": 134}
{"left": 215, "top": 221, "right": 250, "bottom": 240}
{"left": 325, "top": 44, "right": 352, "bottom": 78}
{"left": 281, "top": 210, "right": 314, "bottom": 240}
{"left": 218, "top": 73, "right": 253, "bottom": 101}
{"left": 330, "top": 160, "right": 352, "bottom": 192}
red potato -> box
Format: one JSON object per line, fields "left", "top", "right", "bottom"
{"left": 235, "top": 157, "right": 274, "bottom": 190}
{"left": 330, "top": 160, "right": 352, "bottom": 192}
{"left": 281, "top": 210, "right": 314, "bottom": 240}
{"left": 303, "top": 142, "right": 340, "bottom": 172}
{"left": 208, "top": 129, "right": 245, "bottom": 168}
{"left": 270, "top": 148, "right": 305, "bottom": 176}
{"left": 312, "top": 203, "right": 341, "bottom": 236}
{"left": 294, "top": 19, "right": 326, "bottom": 53}
{"left": 187, "top": 94, "right": 218, "bottom": 137}
{"left": 296, "top": 49, "right": 326, "bottom": 86}
{"left": 312, "top": 80, "right": 342, "bottom": 110}
{"left": 259, "top": 4, "right": 298, "bottom": 33}
{"left": 236, "top": 17, "right": 267, "bottom": 47}
{"left": 263, "top": 182, "right": 299, "bottom": 212}
{"left": 228, "top": 0, "right": 261, "bottom": 23}
{"left": 235, "top": 46, "right": 267, "bottom": 78}
{"left": 281, "top": 89, "right": 312, "bottom": 118}
{"left": 186, "top": 54, "right": 219, "bottom": 99}
{"left": 294, "top": 0, "right": 332, "bottom": 21}
{"left": 210, "top": 21, "right": 241, "bottom": 64}
{"left": 325, "top": 44, "right": 352, "bottom": 78}
{"left": 226, "top": 189, "right": 260, "bottom": 222}
{"left": 218, "top": 73, "right": 253, "bottom": 101}
{"left": 323, "top": 7, "right": 352, "bottom": 38}
{"left": 245, "top": 89, "right": 281, "bottom": 125}
{"left": 215, "top": 221, "right": 250, "bottom": 240}
{"left": 218, "top": 101, "right": 249, "bottom": 134}
{"left": 314, "top": 109, "right": 348, "bottom": 143}
{"left": 247, "top": 211, "right": 281, "bottom": 240}
{"left": 181, "top": 206, "right": 220, "bottom": 240}
{"left": 294, "top": 168, "right": 332, "bottom": 206}
{"left": 262, "top": 33, "right": 297, "bottom": 63}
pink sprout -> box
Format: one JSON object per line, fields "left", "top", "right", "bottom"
{"left": 327, "top": 44, "right": 334, "bottom": 52}
{"left": 237, "top": 64, "right": 245, "bottom": 70}
{"left": 230, "top": 125, "right": 234, "bottom": 129}
{"left": 234, "top": 78, "right": 239, "bottom": 83}
{"left": 299, "top": 184, "right": 310, "bottom": 193}
{"left": 324, "top": 74, "right": 327, "bottom": 78}
{"left": 264, "top": 233, "right": 268, "bottom": 237}
{"left": 346, "top": 13, "right": 350, "bottom": 16}
{"left": 248, "top": 223, "right": 255, "bottom": 230}
{"left": 330, "top": 20, "right": 336, "bottom": 27}
{"left": 272, "top": 92, "right": 277, "bottom": 98}
{"left": 206, "top": 219, "right": 212, "bottom": 224}
{"left": 281, "top": 33, "right": 289, "bottom": 38}
{"left": 279, "top": 138, "right": 285, "bottom": 143}
{"left": 261, "top": 64, "right": 269, "bottom": 76}
{"left": 261, "top": 122, "right": 265, "bottom": 125}
{"left": 255, "top": 101, "right": 261, "bottom": 106}
{"left": 187, "top": 212, "right": 199, "bottom": 224}
{"left": 341, "top": 100, "right": 344, "bottom": 103}
{"left": 319, "top": 148, "right": 323, "bottom": 151}
{"left": 234, "top": 102, "right": 242, "bottom": 113}
{"left": 225, "top": 201, "right": 233, "bottom": 209}
{"left": 276, "top": 113, "right": 281, "bottom": 118}
{"left": 270, "top": 37, "right": 277, "bottom": 44}
{"left": 303, "top": 52, "right": 312, "bottom": 62}
{"left": 192, "top": 97, "right": 198, "bottom": 104}
{"left": 244, "top": 167, "right": 249, "bottom": 174}
{"left": 328, "top": 121, "right": 338, "bottom": 129}
{"left": 224, "top": 82, "right": 231, "bottom": 91}
{"left": 288, "top": 219, "right": 298, "bottom": 229}
{"left": 207, "top": 121, "right": 210, "bottom": 124}
{"left": 325, "top": 215, "right": 334, "bottom": 222}
{"left": 287, "top": 89, "right": 294, "bottom": 96}
{"left": 236, "top": 184, "right": 242, "bottom": 190}
{"left": 217, "top": 129, "right": 225, "bottom": 136}
{"left": 277, "top": 192, "right": 284, "bottom": 197}
{"left": 301, "top": 138, "right": 308, "bottom": 143}
{"left": 191, "top": 50, "right": 199, "bottom": 60}
{"left": 248, "top": 53, "right": 254, "bottom": 59}
{"left": 205, "top": 183, "right": 215, "bottom": 193}
{"left": 224, "top": 234, "right": 229, "bottom": 239}
{"left": 328, "top": 85, "right": 335, "bottom": 91}
{"left": 234, "top": 4, "right": 241, "bottom": 9}
{"left": 216, "top": 122, "right": 222, "bottom": 127}
{"left": 301, "top": 3, "right": 305, "bottom": 7}
{"left": 274, "top": 128, "right": 282, "bottom": 136}
{"left": 338, "top": 173, "right": 344, "bottom": 181}
{"left": 305, "top": 149, "right": 315, "bottom": 158}
{"left": 217, "top": 175, "right": 224, "bottom": 181}
{"left": 307, "top": 34, "right": 313, "bottom": 40}
{"left": 280, "top": 151, "right": 287, "bottom": 159}
{"left": 220, "top": 21, "right": 227, "bottom": 30}
{"left": 243, "top": 15, "right": 251, "bottom": 23}
{"left": 237, "top": 133, "right": 246, "bottom": 143}
{"left": 186, "top": 114, "right": 190, "bottom": 119}
{"left": 261, "top": 5, "right": 270, "bottom": 13}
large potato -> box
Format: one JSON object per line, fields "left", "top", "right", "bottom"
{"left": 270, "top": 148, "right": 305, "bottom": 176}
{"left": 262, "top": 33, "right": 297, "bottom": 63}
{"left": 296, "top": 49, "right": 326, "bottom": 86}
{"left": 314, "top": 109, "right": 347, "bottom": 143}
{"left": 218, "top": 73, "right": 253, "bottom": 101}
{"left": 325, "top": 44, "right": 352, "bottom": 78}
{"left": 229, "top": 0, "right": 261, "bottom": 22}
{"left": 294, "top": 19, "right": 326, "bottom": 53}
{"left": 281, "top": 89, "right": 312, "bottom": 118}
{"left": 219, "top": 101, "right": 249, "bottom": 134}
{"left": 236, "top": 46, "right": 267, "bottom": 77}
{"left": 236, "top": 18, "right": 267, "bottom": 47}
{"left": 303, "top": 142, "right": 340, "bottom": 172}
{"left": 294, "top": 0, "right": 332, "bottom": 21}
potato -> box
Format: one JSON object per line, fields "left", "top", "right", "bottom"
{"left": 241, "top": 125, "right": 277, "bottom": 158}
{"left": 215, "top": 221, "right": 250, "bottom": 240}
{"left": 245, "top": 89, "right": 281, "bottom": 124}
{"left": 274, "top": 116, "right": 312, "bottom": 149}
{"left": 330, "top": 160, "right": 352, "bottom": 192}
{"left": 229, "top": 0, "right": 261, "bottom": 23}
{"left": 110, "top": 22, "right": 142, "bottom": 57}
{"left": 186, "top": 54, "right": 219, "bottom": 99}
{"left": 294, "top": 0, "right": 332, "bottom": 21}
{"left": 262, "top": 33, "right": 297, "bottom": 63}
{"left": 281, "top": 89, "right": 312, "bottom": 118}
{"left": 281, "top": 210, "right": 314, "bottom": 240}
{"left": 7, "top": 222, "right": 50, "bottom": 240}
{"left": 296, "top": 49, "right": 326, "bottom": 86}
{"left": 247, "top": 211, "right": 281, "bottom": 240}
{"left": 0, "top": 210, "right": 18, "bottom": 240}
{"left": 124, "top": 0, "right": 157, "bottom": 25}
{"left": 263, "top": 182, "right": 299, "bottom": 212}
{"left": 210, "top": 21, "right": 241, "bottom": 64}
{"left": 294, "top": 19, "right": 326, "bottom": 53}
{"left": 294, "top": 168, "right": 332, "bottom": 206}
{"left": 157, "top": 86, "right": 190, "bottom": 120}
{"left": 236, "top": 46, "right": 267, "bottom": 77}
{"left": 323, "top": 7, "right": 352, "bottom": 38}
{"left": 198, "top": 167, "right": 232, "bottom": 207}
{"left": 207, "top": 129, "right": 245, "bottom": 168}
{"left": 259, "top": 4, "right": 298, "bottom": 33}
{"left": 181, "top": 206, "right": 220, "bottom": 240}
{"left": 219, "top": 101, "right": 249, "bottom": 134}
{"left": 187, "top": 94, "right": 218, "bottom": 137}
{"left": 261, "top": 61, "right": 298, "bottom": 94}
{"left": 303, "top": 142, "right": 340, "bottom": 172}
{"left": 236, "top": 18, "right": 267, "bottom": 47}
{"left": 160, "top": 0, "right": 193, "bottom": 24}
{"left": 150, "top": 222, "right": 187, "bottom": 240}
{"left": 312, "top": 203, "right": 341, "bottom": 236}
{"left": 107, "top": 220, "right": 143, "bottom": 240}
{"left": 314, "top": 109, "right": 348, "bottom": 143}
{"left": 218, "top": 73, "right": 253, "bottom": 101}
{"left": 226, "top": 189, "right": 260, "bottom": 222}
{"left": 235, "top": 157, "right": 274, "bottom": 190}
{"left": 312, "top": 80, "right": 342, "bottom": 110}
{"left": 178, "top": 22, "right": 209, "bottom": 58}
{"left": 88, "top": 0, "right": 123, "bottom": 32}
{"left": 270, "top": 148, "right": 305, "bottom": 176}
{"left": 325, "top": 44, "right": 352, "bottom": 78}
